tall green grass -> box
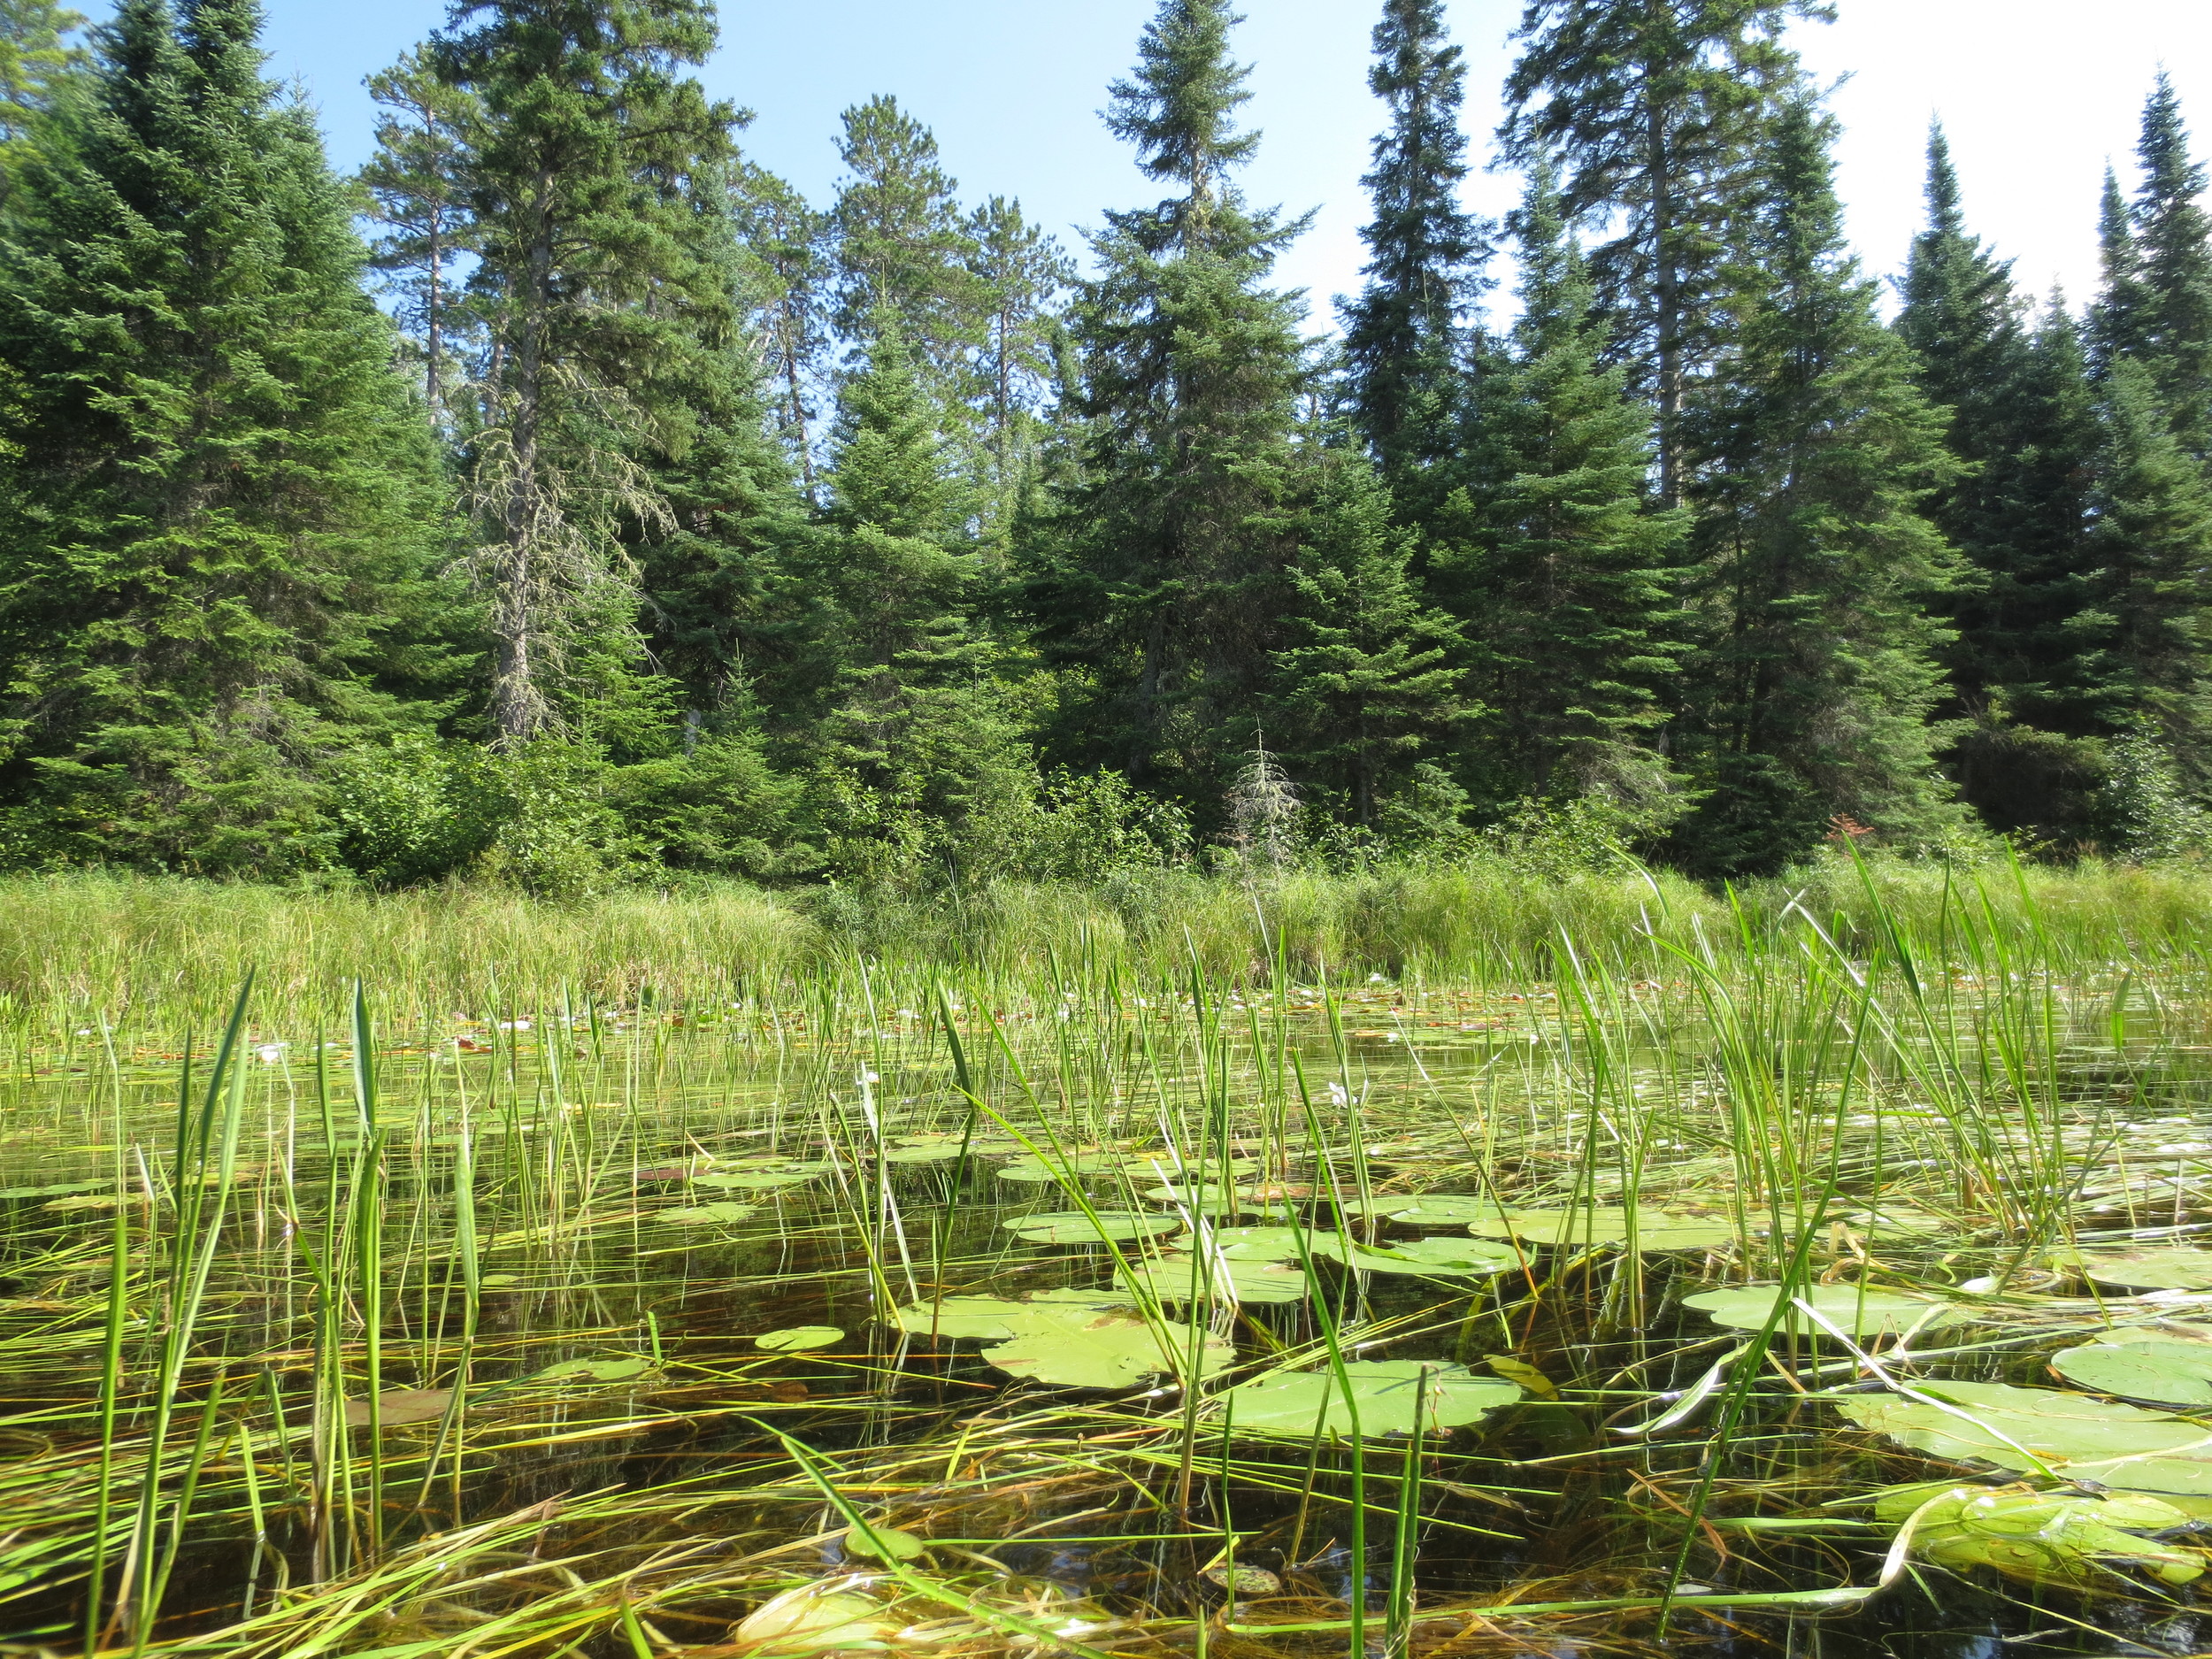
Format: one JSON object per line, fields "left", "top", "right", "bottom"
{"left": 10, "top": 855, "right": 2210, "bottom": 1018}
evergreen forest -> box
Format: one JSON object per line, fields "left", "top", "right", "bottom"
{"left": 4, "top": 0, "right": 2209, "bottom": 896}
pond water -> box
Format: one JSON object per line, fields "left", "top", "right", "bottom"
{"left": 5, "top": 968, "right": 2212, "bottom": 1657}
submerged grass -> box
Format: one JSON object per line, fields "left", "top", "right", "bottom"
{"left": 4, "top": 858, "right": 2212, "bottom": 1656}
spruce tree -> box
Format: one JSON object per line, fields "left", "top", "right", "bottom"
{"left": 966, "top": 195, "right": 1072, "bottom": 514}
{"left": 0, "top": 0, "right": 84, "bottom": 187}
{"left": 2113, "top": 74, "right": 2212, "bottom": 459}
{"left": 805, "top": 318, "right": 1030, "bottom": 872}
{"left": 1339, "top": 0, "right": 1488, "bottom": 488}
{"left": 0, "top": 0, "right": 449, "bottom": 871}
{"left": 435, "top": 0, "right": 741, "bottom": 742}
{"left": 1500, "top": 0, "right": 1829, "bottom": 503}
{"left": 1673, "top": 97, "right": 1967, "bottom": 873}
{"left": 1022, "top": 0, "right": 1308, "bottom": 801}
{"left": 1266, "top": 449, "right": 1464, "bottom": 825}
{"left": 2075, "top": 357, "right": 2212, "bottom": 780}
{"left": 1451, "top": 168, "right": 1689, "bottom": 818}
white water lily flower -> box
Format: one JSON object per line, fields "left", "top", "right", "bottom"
{"left": 255, "top": 1043, "right": 287, "bottom": 1064}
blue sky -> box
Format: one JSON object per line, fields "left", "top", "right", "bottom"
{"left": 83, "top": 0, "right": 2212, "bottom": 328}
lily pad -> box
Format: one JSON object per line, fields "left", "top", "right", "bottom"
{"left": 534, "top": 1356, "right": 655, "bottom": 1385}
{"left": 690, "top": 1171, "right": 815, "bottom": 1192}
{"left": 877, "top": 1143, "right": 966, "bottom": 1164}
{"left": 1310, "top": 1234, "right": 1524, "bottom": 1279}
{"left": 843, "top": 1524, "right": 928, "bottom": 1561}
{"left": 890, "top": 1296, "right": 1033, "bottom": 1341}
{"left": 1202, "top": 1225, "right": 1320, "bottom": 1262}
{"left": 0, "top": 1179, "right": 110, "bottom": 1201}
{"left": 1141, "top": 1181, "right": 1261, "bottom": 1211}
{"left": 1470, "top": 1208, "right": 1739, "bottom": 1251}
{"left": 1834, "top": 1380, "right": 2211, "bottom": 1469}
{"left": 2053, "top": 1340, "right": 2212, "bottom": 1406}
{"left": 755, "top": 1325, "right": 845, "bottom": 1352}
{"left": 980, "top": 1306, "right": 1231, "bottom": 1389}
{"left": 1218, "top": 1360, "right": 1521, "bottom": 1438}
{"left": 1871, "top": 1483, "right": 2202, "bottom": 1588}
{"left": 996, "top": 1151, "right": 1142, "bottom": 1183}
{"left": 344, "top": 1387, "right": 453, "bottom": 1428}
{"left": 1005, "top": 1210, "right": 1185, "bottom": 1245}
{"left": 1684, "top": 1284, "right": 1963, "bottom": 1337}
{"left": 2056, "top": 1247, "right": 2212, "bottom": 1292}
{"left": 661, "top": 1201, "right": 758, "bottom": 1225}
{"left": 1120, "top": 1256, "right": 1310, "bottom": 1305}
{"left": 1341, "top": 1194, "right": 1512, "bottom": 1226}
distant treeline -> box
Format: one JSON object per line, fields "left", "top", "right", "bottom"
{"left": 1, "top": 0, "right": 2208, "bottom": 895}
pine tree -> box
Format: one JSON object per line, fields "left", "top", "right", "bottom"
{"left": 1673, "top": 96, "right": 1967, "bottom": 873}
{"left": 829, "top": 96, "right": 983, "bottom": 377}
{"left": 732, "top": 160, "right": 831, "bottom": 495}
{"left": 1500, "top": 0, "right": 1829, "bottom": 504}
{"left": 1451, "top": 168, "right": 1689, "bottom": 818}
{"left": 0, "top": 0, "right": 450, "bottom": 872}
{"left": 435, "top": 0, "right": 741, "bottom": 742}
{"left": 2075, "top": 357, "right": 2212, "bottom": 780}
{"left": 1023, "top": 0, "right": 1309, "bottom": 801}
{"left": 1266, "top": 449, "right": 1464, "bottom": 825}
{"left": 1339, "top": 0, "right": 1488, "bottom": 486}
{"left": 360, "top": 45, "right": 481, "bottom": 423}
{"left": 965, "top": 195, "right": 1072, "bottom": 512}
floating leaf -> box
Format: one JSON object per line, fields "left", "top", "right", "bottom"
{"left": 2056, "top": 1247, "right": 2212, "bottom": 1292}
{"left": 1871, "top": 1483, "right": 2203, "bottom": 1587}
{"left": 889, "top": 1296, "right": 1033, "bottom": 1341}
{"left": 980, "top": 1306, "right": 1230, "bottom": 1389}
{"left": 1119, "top": 1256, "right": 1310, "bottom": 1305}
{"left": 1310, "top": 1235, "right": 1524, "bottom": 1279}
{"left": 1470, "top": 1208, "right": 1739, "bottom": 1251}
{"left": 661, "top": 1202, "right": 758, "bottom": 1225}
{"left": 1203, "top": 1564, "right": 1282, "bottom": 1595}
{"left": 878, "top": 1143, "right": 965, "bottom": 1164}
{"left": 1834, "top": 1380, "right": 2210, "bottom": 1468}
{"left": 1486, "top": 1356, "right": 1560, "bottom": 1400}
{"left": 1202, "top": 1225, "right": 1318, "bottom": 1263}
{"left": 1004, "top": 1210, "right": 1185, "bottom": 1245}
{"left": 1141, "top": 1181, "right": 1260, "bottom": 1211}
{"left": 0, "top": 1179, "right": 109, "bottom": 1201}
{"left": 843, "top": 1525, "right": 928, "bottom": 1562}
{"left": 1218, "top": 1360, "right": 1520, "bottom": 1438}
{"left": 755, "top": 1325, "right": 845, "bottom": 1352}
{"left": 1341, "top": 1194, "right": 1512, "bottom": 1226}
{"left": 344, "top": 1388, "right": 452, "bottom": 1428}
{"left": 1684, "top": 1284, "right": 1962, "bottom": 1337}
{"left": 2052, "top": 1340, "right": 2212, "bottom": 1406}
{"left": 534, "top": 1356, "right": 654, "bottom": 1384}
{"left": 995, "top": 1151, "right": 1143, "bottom": 1183}
{"left": 691, "top": 1171, "right": 815, "bottom": 1192}
{"left": 733, "top": 1585, "right": 895, "bottom": 1655}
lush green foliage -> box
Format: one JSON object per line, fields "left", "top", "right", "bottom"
{"left": 2, "top": 0, "right": 2211, "bottom": 889}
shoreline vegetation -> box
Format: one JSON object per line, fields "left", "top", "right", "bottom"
{"left": 7, "top": 854, "right": 2212, "bottom": 1014}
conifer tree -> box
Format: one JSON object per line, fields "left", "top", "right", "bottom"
{"left": 0, "top": 0, "right": 449, "bottom": 871}
{"left": 1674, "top": 97, "right": 1967, "bottom": 872}
{"left": 806, "top": 318, "right": 1030, "bottom": 869}
{"left": 360, "top": 45, "right": 481, "bottom": 423}
{"left": 966, "top": 195, "right": 1072, "bottom": 509}
{"left": 2075, "top": 357, "right": 2212, "bottom": 779}
{"left": 1023, "top": 0, "right": 1308, "bottom": 799}
{"left": 732, "top": 161, "right": 831, "bottom": 495}
{"left": 1500, "top": 0, "right": 1829, "bottom": 503}
{"left": 1339, "top": 0, "right": 1488, "bottom": 485}
{"left": 1266, "top": 450, "right": 1464, "bottom": 825}
{"left": 830, "top": 96, "right": 983, "bottom": 376}
{"left": 434, "top": 0, "right": 741, "bottom": 742}
{"left": 1895, "top": 135, "right": 2111, "bottom": 832}
{"left": 2104, "top": 74, "right": 2212, "bottom": 459}
{"left": 1452, "top": 169, "right": 1689, "bottom": 817}
{"left": 0, "top": 0, "right": 83, "bottom": 187}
